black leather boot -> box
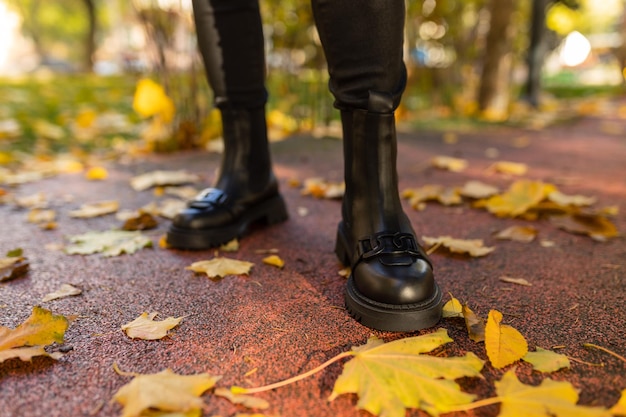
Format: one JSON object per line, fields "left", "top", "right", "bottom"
{"left": 335, "top": 93, "right": 442, "bottom": 331}
{"left": 166, "top": 105, "right": 288, "bottom": 250}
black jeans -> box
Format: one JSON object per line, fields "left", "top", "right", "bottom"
{"left": 191, "top": 0, "right": 406, "bottom": 113}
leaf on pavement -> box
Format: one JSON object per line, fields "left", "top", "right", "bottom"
{"left": 27, "top": 209, "right": 56, "bottom": 224}
{"left": 522, "top": 347, "right": 570, "bottom": 373}
{"left": 85, "top": 166, "right": 108, "bottom": 181}
{"left": 329, "top": 328, "right": 484, "bottom": 417}
{"left": 494, "top": 225, "right": 538, "bottom": 243}
{"left": 494, "top": 369, "right": 610, "bottom": 417}
{"left": 69, "top": 200, "right": 119, "bottom": 218}
{"left": 442, "top": 295, "right": 463, "bottom": 318}
{"left": 463, "top": 304, "right": 486, "bottom": 343}
{"left": 499, "top": 276, "right": 532, "bottom": 287}
{"left": 431, "top": 155, "right": 468, "bottom": 172}
{"left": 113, "top": 369, "right": 220, "bottom": 417}
{"left": 219, "top": 239, "right": 240, "bottom": 252}
{"left": 476, "top": 180, "right": 557, "bottom": 217}
{"left": 215, "top": 387, "right": 270, "bottom": 410}
{"left": 65, "top": 230, "right": 152, "bottom": 257}
{"left": 422, "top": 236, "right": 495, "bottom": 257}
{"left": 549, "top": 213, "right": 619, "bottom": 241}
{"left": 459, "top": 180, "right": 500, "bottom": 199}
{"left": 402, "top": 185, "right": 462, "bottom": 209}
{"left": 611, "top": 389, "right": 626, "bottom": 416}
{"left": 548, "top": 191, "right": 596, "bottom": 207}
{"left": 42, "top": 284, "right": 82, "bottom": 302}
{"left": 485, "top": 310, "right": 528, "bottom": 369}
{"left": 0, "top": 254, "right": 29, "bottom": 282}
{"left": 262, "top": 255, "right": 284, "bottom": 269}
{"left": 186, "top": 257, "right": 254, "bottom": 281}
{"left": 121, "top": 312, "right": 183, "bottom": 340}
{"left": 300, "top": 177, "right": 345, "bottom": 199}
{"left": 0, "top": 306, "right": 69, "bottom": 362}
{"left": 486, "top": 161, "right": 528, "bottom": 176}
{"left": 130, "top": 170, "right": 199, "bottom": 192}
{"left": 121, "top": 212, "right": 158, "bottom": 231}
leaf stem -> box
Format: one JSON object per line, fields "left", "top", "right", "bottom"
{"left": 441, "top": 397, "right": 503, "bottom": 414}
{"left": 583, "top": 343, "right": 626, "bottom": 364}
{"left": 234, "top": 351, "right": 354, "bottom": 394}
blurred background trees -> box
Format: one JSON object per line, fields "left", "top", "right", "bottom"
{"left": 0, "top": 0, "right": 625, "bottom": 152}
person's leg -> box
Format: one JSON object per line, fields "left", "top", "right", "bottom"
{"left": 167, "top": 0, "right": 287, "bottom": 250}
{"left": 311, "top": 0, "right": 442, "bottom": 331}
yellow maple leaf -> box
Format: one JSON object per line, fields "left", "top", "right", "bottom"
{"left": 611, "top": 389, "right": 626, "bottom": 416}
{"left": 121, "top": 312, "right": 183, "bottom": 340}
{"left": 495, "top": 370, "right": 610, "bottom": 417}
{"left": 487, "top": 161, "right": 528, "bottom": 176}
{"left": 477, "top": 180, "right": 557, "bottom": 217}
{"left": 113, "top": 369, "right": 220, "bottom": 417}
{"left": 422, "top": 235, "right": 495, "bottom": 257}
{"left": 522, "top": 347, "right": 570, "bottom": 373}
{"left": 262, "top": 255, "right": 284, "bottom": 269}
{"left": 485, "top": 310, "right": 528, "bottom": 369}
{"left": 0, "top": 306, "right": 69, "bottom": 362}
{"left": 132, "top": 78, "right": 176, "bottom": 123}
{"left": 186, "top": 257, "right": 254, "bottom": 280}
{"left": 329, "top": 328, "right": 484, "bottom": 417}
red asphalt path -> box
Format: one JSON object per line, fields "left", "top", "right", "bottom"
{"left": 1, "top": 104, "right": 625, "bottom": 416}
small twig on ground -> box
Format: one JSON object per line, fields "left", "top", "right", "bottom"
{"left": 583, "top": 343, "right": 626, "bottom": 364}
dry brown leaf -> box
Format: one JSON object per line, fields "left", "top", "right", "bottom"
{"left": 485, "top": 310, "right": 528, "bottom": 369}
{"left": 262, "top": 255, "right": 285, "bottom": 269}
{"left": 0, "top": 256, "right": 29, "bottom": 282}
{"left": 42, "top": 284, "right": 82, "bottom": 302}
{"left": 186, "top": 257, "right": 254, "bottom": 280}
{"left": 112, "top": 369, "right": 220, "bottom": 417}
{"left": 462, "top": 304, "right": 486, "bottom": 343}
{"left": 431, "top": 155, "right": 468, "bottom": 172}
{"left": 499, "top": 276, "right": 532, "bottom": 287}
{"left": 494, "top": 225, "right": 538, "bottom": 243}
{"left": 460, "top": 181, "right": 500, "bottom": 199}
{"left": 214, "top": 387, "right": 270, "bottom": 410}
{"left": 422, "top": 235, "right": 495, "bottom": 257}
{"left": 549, "top": 213, "right": 619, "bottom": 241}
{"left": 122, "top": 212, "right": 158, "bottom": 231}
{"left": 69, "top": 200, "right": 119, "bottom": 218}
{"left": 130, "top": 170, "right": 200, "bottom": 191}
{"left": 121, "top": 312, "right": 183, "bottom": 340}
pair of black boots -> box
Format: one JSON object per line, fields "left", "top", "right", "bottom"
{"left": 167, "top": 96, "right": 442, "bottom": 332}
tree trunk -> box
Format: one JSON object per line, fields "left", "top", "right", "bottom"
{"left": 477, "top": 0, "right": 517, "bottom": 117}
{"left": 523, "top": 0, "right": 550, "bottom": 107}
{"left": 81, "top": 0, "right": 97, "bottom": 72}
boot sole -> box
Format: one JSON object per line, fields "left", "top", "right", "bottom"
{"left": 335, "top": 224, "right": 443, "bottom": 332}
{"left": 167, "top": 195, "right": 288, "bottom": 250}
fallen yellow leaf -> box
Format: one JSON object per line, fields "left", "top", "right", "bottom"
{"left": 610, "top": 389, "right": 626, "bottom": 416}
{"left": 85, "top": 166, "right": 108, "bottom": 181}
{"left": 186, "top": 257, "right": 254, "bottom": 280}
{"left": 442, "top": 295, "right": 463, "bottom": 318}
{"left": 431, "top": 155, "right": 468, "bottom": 172}
{"left": 548, "top": 191, "right": 596, "bottom": 207}
{"left": 65, "top": 230, "right": 153, "bottom": 257}
{"left": 477, "top": 180, "right": 557, "bottom": 217}
{"left": 132, "top": 78, "right": 176, "bottom": 123}
{"left": 487, "top": 161, "right": 528, "bottom": 176}
{"left": 422, "top": 236, "right": 495, "bottom": 257}
{"left": 329, "top": 328, "right": 484, "bottom": 417}
{"left": 494, "top": 369, "right": 610, "bottom": 417}
{"left": 215, "top": 387, "right": 270, "bottom": 410}
{"left": 130, "top": 170, "right": 199, "bottom": 192}
{"left": 522, "top": 347, "right": 570, "bottom": 373}
{"left": 494, "top": 225, "right": 538, "bottom": 243}
{"left": 549, "top": 213, "right": 619, "bottom": 241}
{"left": 262, "top": 255, "right": 284, "bottom": 268}
{"left": 0, "top": 255, "right": 29, "bottom": 282}
{"left": 69, "top": 200, "right": 119, "bottom": 218}
{"left": 42, "top": 284, "right": 82, "bottom": 302}
{"left": 485, "top": 310, "right": 528, "bottom": 369}
{"left": 121, "top": 312, "right": 183, "bottom": 340}
{"left": 0, "top": 306, "right": 69, "bottom": 362}
{"left": 499, "top": 276, "right": 532, "bottom": 287}
{"left": 300, "top": 177, "right": 345, "bottom": 199}
{"left": 462, "top": 304, "right": 486, "bottom": 343}
{"left": 113, "top": 369, "right": 220, "bottom": 417}
{"left": 27, "top": 209, "right": 56, "bottom": 224}
{"left": 459, "top": 180, "right": 500, "bottom": 199}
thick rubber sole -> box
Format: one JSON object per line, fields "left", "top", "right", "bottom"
{"left": 335, "top": 224, "right": 443, "bottom": 332}
{"left": 166, "top": 194, "right": 288, "bottom": 250}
